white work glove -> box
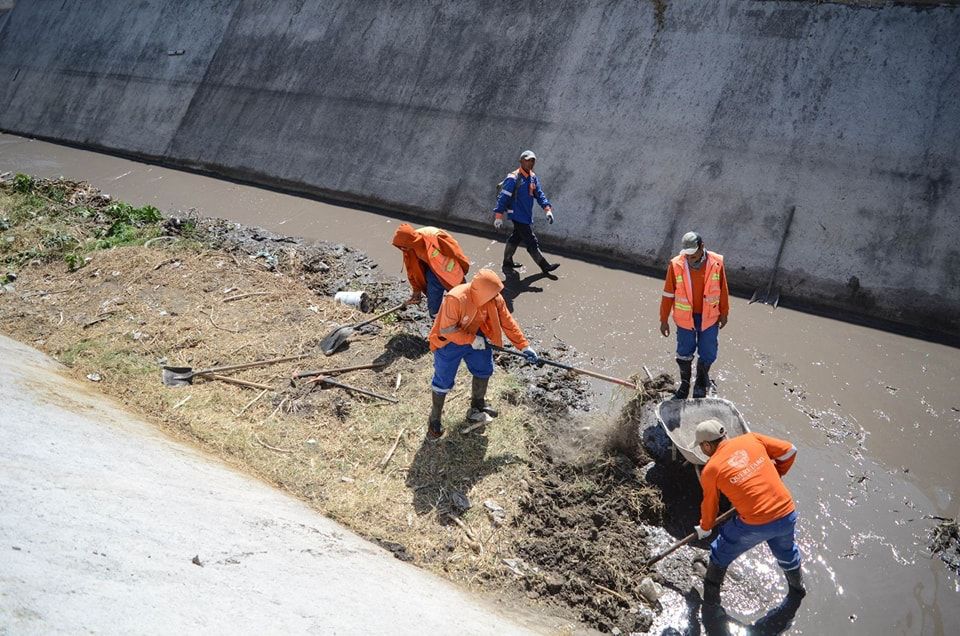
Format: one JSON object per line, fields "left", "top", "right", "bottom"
{"left": 521, "top": 346, "right": 539, "bottom": 363}
{"left": 471, "top": 335, "right": 487, "bottom": 350}
{"left": 545, "top": 210, "right": 555, "bottom": 225}
{"left": 494, "top": 217, "right": 503, "bottom": 230}
{"left": 694, "top": 525, "right": 711, "bottom": 540}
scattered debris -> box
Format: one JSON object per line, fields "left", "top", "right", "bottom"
{"left": 86, "top": 373, "right": 102, "bottom": 382}
{"left": 191, "top": 555, "right": 203, "bottom": 567}
{"left": 928, "top": 517, "right": 960, "bottom": 575}
{"left": 483, "top": 499, "right": 506, "bottom": 527}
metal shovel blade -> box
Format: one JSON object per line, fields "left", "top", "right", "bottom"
{"left": 320, "top": 325, "right": 353, "bottom": 356}
{"left": 162, "top": 366, "right": 196, "bottom": 387}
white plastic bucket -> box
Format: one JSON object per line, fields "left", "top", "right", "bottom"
{"left": 334, "top": 290, "right": 371, "bottom": 313}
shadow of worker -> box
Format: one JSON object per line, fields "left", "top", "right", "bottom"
{"left": 404, "top": 421, "right": 522, "bottom": 521}
{"left": 372, "top": 332, "right": 430, "bottom": 368}
{"left": 500, "top": 267, "right": 553, "bottom": 313}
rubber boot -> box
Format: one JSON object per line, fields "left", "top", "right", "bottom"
{"left": 673, "top": 358, "right": 692, "bottom": 400}
{"left": 502, "top": 242, "right": 521, "bottom": 269}
{"left": 702, "top": 561, "right": 727, "bottom": 608}
{"left": 784, "top": 567, "right": 807, "bottom": 598}
{"left": 693, "top": 359, "right": 712, "bottom": 399}
{"left": 467, "top": 375, "right": 498, "bottom": 423}
{"left": 427, "top": 391, "right": 446, "bottom": 440}
{"left": 529, "top": 248, "right": 560, "bottom": 274}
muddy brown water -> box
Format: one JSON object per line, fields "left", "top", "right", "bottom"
{"left": 3, "top": 133, "right": 958, "bottom": 634}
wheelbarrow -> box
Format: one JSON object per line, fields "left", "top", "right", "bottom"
{"left": 655, "top": 397, "right": 751, "bottom": 467}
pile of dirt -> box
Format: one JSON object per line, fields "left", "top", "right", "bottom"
{"left": 511, "top": 378, "right": 682, "bottom": 634}
{"left": 929, "top": 518, "right": 960, "bottom": 575}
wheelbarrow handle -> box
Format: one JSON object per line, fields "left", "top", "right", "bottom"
{"left": 644, "top": 507, "right": 738, "bottom": 569}
{"left": 488, "top": 344, "right": 637, "bottom": 389}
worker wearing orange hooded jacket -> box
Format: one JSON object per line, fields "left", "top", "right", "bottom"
{"left": 391, "top": 223, "right": 470, "bottom": 318}
{"left": 426, "top": 269, "right": 539, "bottom": 440}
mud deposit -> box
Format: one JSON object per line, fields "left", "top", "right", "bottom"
{"left": 930, "top": 518, "right": 960, "bottom": 575}
{"left": 514, "top": 378, "right": 688, "bottom": 634}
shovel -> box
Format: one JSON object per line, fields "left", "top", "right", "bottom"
{"left": 644, "top": 507, "right": 737, "bottom": 569}
{"left": 750, "top": 205, "right": 796, "bottom": 308}
{"left": 489, "top": 344, "right": 638, "bottom": 390}
{"left": 161, "top": 354, "right": 307, "bottom": 387}
{"left": 319, "top": 303, "right": 405, "bottom": 356}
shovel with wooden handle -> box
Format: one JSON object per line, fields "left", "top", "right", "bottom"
{"left": 488, "top": 344, "right": 638, "bottom": 390}
{"left": 644, "top": 507, "right": 737, "bottom": 569}
{"left": 319, "top": 303, "right": 405, "bottom": 356}
{"left": 161, "top": 354, "right": 307, "bottom": 387}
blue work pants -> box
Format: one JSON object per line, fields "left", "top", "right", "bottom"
{"left": 711, "top": 510, "right": 801, "bottom": 571}
{"left": 431, "top": 343, "right": 494, "bottom": 393}
{"left": 676, "top": 313, "right": 719, "bottom": 365}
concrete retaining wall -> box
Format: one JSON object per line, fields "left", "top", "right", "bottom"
{"left": 1, "top": 1, "right": 958, "bottom": 340}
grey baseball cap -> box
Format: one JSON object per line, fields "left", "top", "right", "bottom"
{"left": 680, "top": 231, "right": 702, "bottom": 255}
{"left": 695, "top": 419, "right": 726, "bottom": 444}
{"left": 519, "top": 150, "right": 537, "bottom": 161}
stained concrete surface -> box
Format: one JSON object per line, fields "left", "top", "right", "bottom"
{"left": 0, "top": 333, "right": 544, "bottom": 635}
{"left": 0, "top": 1, "right": 958, "bottom": 338}
{"left": 2, "top": 136, "right": 958, "bottom": 634}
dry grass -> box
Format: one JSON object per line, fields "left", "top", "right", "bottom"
{"left": 0, "top": 187, "right": 543, "bottom": 590}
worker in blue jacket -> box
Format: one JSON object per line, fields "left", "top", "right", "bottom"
{"left": 493, "top": 150, "right": 560, "bottom": 274}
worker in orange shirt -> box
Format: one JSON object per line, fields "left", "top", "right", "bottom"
{"left": 693, "top": 420, "right": 806, "bottom": 613}
{"left": 426, "top": 269, "right": 539, "bottom": 440}
{"left": 392, "top": 223, "right": 470, "bottom": 318}
{"left": 659, "top": 231, "right": 729, "bottom": 399}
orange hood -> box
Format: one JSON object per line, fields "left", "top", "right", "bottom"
{"left": 391, "top": 223, "right": 418, "bottom": 250}
{"left": 468, "top": 269, "right": 503, "bottom": 306}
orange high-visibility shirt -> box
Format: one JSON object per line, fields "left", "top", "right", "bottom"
{"left": 699, "top": 433, "right": 797, "bottom": 530}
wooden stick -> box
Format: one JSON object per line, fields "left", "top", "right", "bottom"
{"left": 595, "top": 584, "right": 631, "bottom": 603}
{"left": 200, "top": 310, "right": 239, "bottom": 333}
{"left": 379, "top": 427, "right": 406, "bottom": 470}
{"left": 254, "top": 433, "right": 293, "bottom": 454}
{"left": 643, "top": 365, "right": 654, "bottom": 381}
{"left": 235, "top": 389, "right": 269, "bottom": 415}
{"left": 223, "top": 291, "right": 276, "bottom": 303}
{"left": 206, "top": 374, "right": 274, "bottom": 390}
{"left": 172, "top": 395, "right": 192, "bottom": 409}
{"left": 307, "top": 375, "right": 399, "bottom": 403}
{"left": 294, "top": 361, "right": 385, "bottom": 379}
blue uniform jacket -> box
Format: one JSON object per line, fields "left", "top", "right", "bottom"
{"left": 493, "top": 172, "right": 551, "bottom": 225}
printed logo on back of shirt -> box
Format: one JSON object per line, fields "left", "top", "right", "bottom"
{"left": 727, "top": 449, "right": 749, "bottom": 470}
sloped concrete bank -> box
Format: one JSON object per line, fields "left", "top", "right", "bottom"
{"left": 0, "top": 0, "right": 958, "bottom": 340}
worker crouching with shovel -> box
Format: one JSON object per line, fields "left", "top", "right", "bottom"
{"left": 392, "top": 223, "right": 470, "bottom": 318}
{"left": 426, "top": 269, "right": 539, "bottom": 440}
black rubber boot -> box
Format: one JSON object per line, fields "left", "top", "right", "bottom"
{"left": 693, "top": 359, "right": 712, "bottom": 398}
{"left": 784, "top": 567, "right": 807, "bottom": 598}
{"left": 529, "top": 248, "right": 560, "bottom": 274}
{"left": 502, "top": 242, "right": 521, "bottom": 269}
{"left": 702, "top": 561, "right": 727, "bottom": 608}
{"left": 674, "top": 358, "right": 692, "bottom": 400}
{"left": 468, "top": 375, "right": 498, "bottom": 420}
{"left": 427, "top": 391, "right": 446, "bottom": 440}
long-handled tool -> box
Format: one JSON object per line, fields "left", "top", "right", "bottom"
{"left": 320, "top": 303, "right": 405, "bottom": 356}
{"left": 644, "top": 507, "right": 737, "bottom": 569}
{"left": 162, "top": 354, "right": 308, "bottom": 387}
{"left": 307, "top": 375, "right": 398, "bottom": 403}
{"left": 489, "top": 344, "right": 638, "bottom": 390}
{"left": 750, "top": 205, "right": 796, "bottom": 308}
{"left": 293, "top": 361, "right": 385, "bottom": 380}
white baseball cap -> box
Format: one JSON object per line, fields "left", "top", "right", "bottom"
{"left": 680, "top": 231, "right": 702, "bottom": 255}
{"left": 519, "top": 150, "right": 537, "bottom": 161}
{"left": 695, "top": 419, "right": 726, "bottom": 444}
